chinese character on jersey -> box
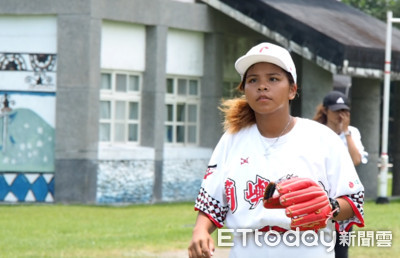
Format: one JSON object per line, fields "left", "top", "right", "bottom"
{"left": 244, "top": 175, "right": 269, "bottom": 209}
{"left": 225, "top": 178, "right": 237, "bottom": 213}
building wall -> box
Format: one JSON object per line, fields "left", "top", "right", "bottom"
{"left": 97, "top": 17, "right": 214, "bottom": 203}
{"left": 298, "top": 58, "right": 333, "bottom": 119}
{"left": 0, "top": 0, "right": 382, "bottom": 203}
{"left": 54, "top": 9, "right": 101, "bottom": 203}
{"left": 0, "top": 0, "right": 220, "bottom": 203}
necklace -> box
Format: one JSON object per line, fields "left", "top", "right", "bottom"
{"left": 259, "top": 116, "right": 293, "bottom": 157}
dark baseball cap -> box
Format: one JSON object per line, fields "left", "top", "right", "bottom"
{"left": 323, "top": 91, "right": 350, "bottom": 111}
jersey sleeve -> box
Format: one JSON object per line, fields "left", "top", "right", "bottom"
{"left": 349, "top": 126, "right": 368, "bottom": 164}
{"left": 326, "top": 132, "right": 365, "bottom": 232}
{"left": 335, "top": 193, "right": 365, "bottom": 232}
{"left": 194, "top": 133, "right": 231, "bottom": 228}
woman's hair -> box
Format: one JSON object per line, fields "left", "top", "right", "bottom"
{"left": 219, "top": 97, "right": 255, "bottom": 133}
{"left": 312, "top": 103, "right": 327, "bottom": 125}
{"left": 220, "top": 68, "right": 296, "bottom": 133}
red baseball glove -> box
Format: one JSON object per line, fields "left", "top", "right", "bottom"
{"left": 263, "top": 177, "right": 335, "bottom": 231}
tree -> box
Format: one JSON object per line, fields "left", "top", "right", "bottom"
{"left": 341, "top": 0, "right": 400, "bottom": 22}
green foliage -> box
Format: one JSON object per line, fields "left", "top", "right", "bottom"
{"left": 341, "top": 0, "right": 400, "bottom": 21}
{"left": 341, "top": 0, "right": 400, "bottom": 29}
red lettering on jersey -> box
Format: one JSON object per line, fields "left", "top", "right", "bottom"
{"left": 225, "top": 178, "right": 237, "bottom": 213}
{"left": 204, "top": 165, "right": 217, "bottom": 179}
{"left": 240, "top": 157, "right": 249, "bottom": 165}
{"left": 244, "top": 175, "right": 269, "bottom": 209}
{"left": 204, "top": 171, "right": 212, "bottom": 179}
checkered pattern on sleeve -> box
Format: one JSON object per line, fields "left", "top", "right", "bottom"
{"left": 194, "top": 187, "right": 229, "bottom": 228}
{"left": 350, "top": 190, "right": 364, "bottom": 216}
{"left": 337, "top": 191, "right": 365, "bottom": 232}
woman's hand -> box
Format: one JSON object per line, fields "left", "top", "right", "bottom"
{"left": 339, "top": 110, "right": 350, "bottom": 133}
{"left": 188, "top": 227, "right": 215, "bottom": 257}
{"left": 188, "top": 211, "right": 217, "bottom": 258}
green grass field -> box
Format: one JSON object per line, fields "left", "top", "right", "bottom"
{"left": 0, "top": 200, "right": 399, "bottom": 257}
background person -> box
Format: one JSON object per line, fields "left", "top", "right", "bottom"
{"left": 313, "top": 90, "right": 368, "bottom": 166}
{"left": 188, "top": 42, "right": 365, "bottom": 258}
{"left": 313, "top": 90, "right": 368, "bottom": 258}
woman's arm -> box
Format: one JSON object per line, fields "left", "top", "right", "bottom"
{"left": 344, "top": 133, "right": 362, "bottom": 166}
{"left": 188, "top": 211, "right": 217, "bottom": 258}
{"left": 333, "top": 197, "right": 355, "bottom": 221}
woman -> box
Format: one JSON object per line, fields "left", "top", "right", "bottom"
{"left": 313, "top": 90, "right": 368, "bottom": 258}
{"left": 313, "top": 90, "right": 368, "bottom": 166}
{"left": 188, "top": 42, "right": 364, "bottom": 258}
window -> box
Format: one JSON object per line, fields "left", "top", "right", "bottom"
{"left": 99, "top": 72, "right": 141, "bottom": 143}
{"left": 165, "top": 77, "right": 200, "bottom": 145}
{"left": 222, "top": 80, "right": 241, "bottom": 99}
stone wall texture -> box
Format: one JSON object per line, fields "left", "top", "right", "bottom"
{"left": 97, "top": 158, "right": 208, "bottom": 203}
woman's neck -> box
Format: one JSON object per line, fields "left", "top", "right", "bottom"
{"left": 256, "top": 114, "right": 294, "bottom": 138}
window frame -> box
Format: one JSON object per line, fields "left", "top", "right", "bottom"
{"left": 99, "top": 70, "right": 142, "bottom": 144}
{"left": 222, "top": 80, "right": 241, "bottom": 99}
{"left": 165, "top": 76, "right": 201, "bottom": 146}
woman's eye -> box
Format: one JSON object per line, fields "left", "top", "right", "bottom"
{"left": 269, "top": 77, "right": 278, "bottom": 82}
{"left": 247, "top": 78, "right": 256, "bottom": 83}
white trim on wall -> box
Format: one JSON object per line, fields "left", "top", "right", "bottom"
{"left": 166, "top": 29, "right": 204, "bottom": 76}
{"left": 0, "top": 15, "right": 57, "bottom": 53}
{"left": 101, "top": 21, "right": 146, "bottom": 71}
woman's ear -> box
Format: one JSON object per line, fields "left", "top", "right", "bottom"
{"left": 289, "top": 84, "right": 298, "bottom": 100}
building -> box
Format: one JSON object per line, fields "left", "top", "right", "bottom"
{"left": 0, "top": 0, "right": 399, "bottom": 203}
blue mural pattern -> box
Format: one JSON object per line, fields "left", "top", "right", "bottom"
{"left": 0, "top": 173, "right": 54, "bottom": 202}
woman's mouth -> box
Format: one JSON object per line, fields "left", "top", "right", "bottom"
{"left": 257, "top": 95, "right": 271, "bottom": 101}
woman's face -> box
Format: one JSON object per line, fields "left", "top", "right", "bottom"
{"left": 244, "top": 62, "right": 296, "bottom": 116}
{"left": 326, "top": 108, "right": 349, "bottom": 125}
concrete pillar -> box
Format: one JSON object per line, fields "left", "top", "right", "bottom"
{"left": 142, "top": 25, "right": 168, "bottom": 203}
{"left": 54, "top": 14, "right": 101, "bottom": 203}
{"left": 350, "top": 77, "right": 381, "bottom": 200}
{"left": 200, "top": 33, "right": 224, "bottom": 148}
{"left": 299, "top": 59, "right": 333, "bottom": 119}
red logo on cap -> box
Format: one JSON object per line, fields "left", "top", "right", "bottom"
{"left": 349, "top": 181, "right": 354, "bottom": 188}
{"left": 259, "top": 46, "right": 269, "bottom": 53}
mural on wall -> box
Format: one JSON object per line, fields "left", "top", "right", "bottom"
{"left": 0, "top": 15, "right": 58, "bottom": 202}
{"left": 0, "top": 53, "right": 56, "bottom": 172}
{"left": 0, "top": 53, "right": 56, "bottom": 91}
{"left": 0, "top": 93, "right": 55, "bottom": 172}
{"left": 0, "top": 52, "right": 56, "bottom": 202}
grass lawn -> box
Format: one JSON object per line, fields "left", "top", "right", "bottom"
{"left": 349, "top": 198, "right": 399, "bottom": 258}
{"left": 0, "top": 203, "right": 197, "bottom": 257}
{"left": 0, "top": 200, "right": 399, "bottom": 257}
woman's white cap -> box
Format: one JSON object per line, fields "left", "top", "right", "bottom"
{"left": 234, "top": 42, "right": 297, "bottom": 83}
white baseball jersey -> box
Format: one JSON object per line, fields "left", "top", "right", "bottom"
{"left": 339, "top": 125, "right": 368, "bottom": 164}
{"left": 194, "top": 118, "right": 364, "bottom": 257}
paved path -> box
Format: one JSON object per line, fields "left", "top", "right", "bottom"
{"left": 163, "top": 248, "right": 230, "bottom": 258}
{"left": 132, "top": 248, "right": 230, "bottom": 257}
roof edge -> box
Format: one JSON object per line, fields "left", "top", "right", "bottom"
{"left": 201, "top": 0, "right": 396, "bottom": 79}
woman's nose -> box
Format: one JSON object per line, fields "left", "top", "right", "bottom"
{"left": 258, "top": 83, "right": 268, "bottom": 91}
